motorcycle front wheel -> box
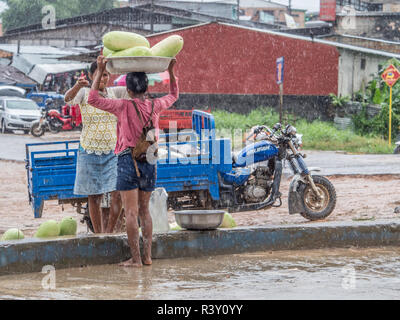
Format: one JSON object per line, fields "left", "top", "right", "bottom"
{"left": 298, "top": 175, "right": 337, "bottom": 221}
{"left": 30, "top": 121, "right": 45, "bottom": 137}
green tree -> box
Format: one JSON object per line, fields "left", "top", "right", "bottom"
{"left": 1, "top": 0, "right": 115, "bottom": 31}
{"left": 353, "top": 58, "right": 400, "bottom": 140}
{"left": 1, "top": 0, "right": 47, "bottom": 31}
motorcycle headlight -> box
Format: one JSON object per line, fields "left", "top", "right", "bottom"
{"left": 286, "top": 125, "right": 297, "bottom": 137}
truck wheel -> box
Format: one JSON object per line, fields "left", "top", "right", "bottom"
{"left": 394, "top": 146, "right": 400, "bottom": 154}
{"left": 298, "top": 175, "right": 337, "bottom": 221}
{"left": 30, "top": 122, "right": 45, "bottom": 137}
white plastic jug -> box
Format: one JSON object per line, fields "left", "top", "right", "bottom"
{"left": 149, "top": 188, "right": 170, "bottom": 233}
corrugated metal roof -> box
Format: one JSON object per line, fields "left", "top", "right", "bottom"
{"left": 9, "top": 50, "right": 89, "bottom": 84}
{"left": 224, "top": 22, "right": 400, "bottom": 58}
{"left": 0, "top": 65, "right": 36, "bottom": 86}
{"left": 334, "top": 34, "right": 400, "bottom": 46}
{"left": 159, "top": 0, "right": 286, "bottom": 7}
{"left": 149, "top": 21, "right": 400, "bottom": 59}
{"left": 0, "top": 44, "right": 91, "bottom": 56}
{"left": 28, "top": 63, "right": 89, "bottom": 84}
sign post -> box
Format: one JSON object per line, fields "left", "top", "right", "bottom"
{"left": 276, "top": 57, "right": 284, "bottom": 124}
{"left": 381, "top": 64, "right": 400, "bottom": 146}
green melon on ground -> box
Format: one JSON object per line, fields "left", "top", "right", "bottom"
{"left": 219, "top": 213, "right": 237, "bottom": 228}
{"left": 35, "top": 220, "right": 60, "bottom": 238}
{"left": 1, "top": 228, "right": 24, "bottom": 241}
{"left": 59, "top": 217, "right": 77, "bottom": 236}
{"left": 169, "top": 222, "right": 182, "bottom": 231}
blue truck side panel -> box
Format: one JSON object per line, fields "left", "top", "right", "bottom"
{"left": 26, "top": 141, "right": 86, "bottom": 218}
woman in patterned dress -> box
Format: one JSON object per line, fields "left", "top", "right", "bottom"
{"left": 64, "top": 61, "right": 127, "bottom": 233}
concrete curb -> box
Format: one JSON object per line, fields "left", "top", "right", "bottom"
{"left": 1, "top": 220, "right": 400, "bottom": 276}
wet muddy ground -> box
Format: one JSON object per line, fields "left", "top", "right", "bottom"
{"left": 0, "top": 247, "right": 399, "bottom": 300}
{"left": 1, "top": 160, "right": 399, "bottom": 237}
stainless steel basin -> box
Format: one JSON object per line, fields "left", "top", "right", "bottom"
{"left": 174, "top": 210, "right": 225, "bottom": 230}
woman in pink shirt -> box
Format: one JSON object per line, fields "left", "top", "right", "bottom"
{"left": 88, "top": 56, "right": 178, "bottom": 267}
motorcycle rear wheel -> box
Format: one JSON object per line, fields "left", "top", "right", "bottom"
{"left": 49, "top": 119, "right": 62, "bottom": 134}
{"left": 30, "top": 122, "right": 45, "bottom": 137}
{"left": 299, "top": 175, "right": 337, "bottom": 221}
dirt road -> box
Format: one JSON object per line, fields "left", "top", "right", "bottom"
{"left": 1, "top": 160, "right": 399, "bottom": 237}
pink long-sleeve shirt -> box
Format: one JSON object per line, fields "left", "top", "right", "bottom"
{"left": 88, "top": 81, "right": 179, "bottom": 155}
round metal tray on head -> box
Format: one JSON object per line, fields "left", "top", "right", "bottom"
{"left": 174, "top": 210, "right": 226, "bottom": 230}
{"left": 106, "top": 56, "right": 173, "bottom": 74}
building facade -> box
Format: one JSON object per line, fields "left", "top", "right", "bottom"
{"left": 144, "top": 22, "right": 397, "bottom": 119}
{"left": 146, "top": 22, "right": 339, "bottom": 120}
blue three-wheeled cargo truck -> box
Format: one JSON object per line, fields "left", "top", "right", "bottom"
{"left": 26, "top": 110, "right": 336, "bottom": 227}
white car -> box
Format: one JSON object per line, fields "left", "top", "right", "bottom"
{"left": 0, "top": 97, "right": 42, "bottom": 134}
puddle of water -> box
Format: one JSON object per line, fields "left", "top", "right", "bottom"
{"left": 1, "top": 247, "right": 400, "bottom": 300}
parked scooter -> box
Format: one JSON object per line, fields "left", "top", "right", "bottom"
{"left": 30, "top": 99, "right": 82, "bottom": 137}
{"left": 214, "top": 123, "right": 337, "bottom": 221}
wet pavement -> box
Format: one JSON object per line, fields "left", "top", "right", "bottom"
{"left": 0, "top": 131, "right": 80, "bottom": 162}
{"left": 303, "top": 150, "right": 400, "bottom": 176}
{"left": 0, "top": 247, "right": 399, "bottom": 300}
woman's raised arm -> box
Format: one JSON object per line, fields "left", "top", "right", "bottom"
{"left": 65, "top": 75, "right": 89, "bottom": 103}
{"left": 88, "top": 56, "right": 125, "bottom": 116}
{"left": 153, "top": 59, "right": 179, "bottom": 113}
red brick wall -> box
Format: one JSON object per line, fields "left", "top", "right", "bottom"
{"left": 147, "top": 23, "right": 339, "bottom": 96}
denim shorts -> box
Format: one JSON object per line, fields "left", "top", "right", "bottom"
{"left": 74, "top": 147, "right": 118, "bottom": 196}
{"left": 117, "top": 152, "right": 156, "bottom": 192}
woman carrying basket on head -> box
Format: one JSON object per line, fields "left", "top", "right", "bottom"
{"left": 64, "top": 61, "right": 126, "bottom": 234}
{"left": 88, "top": 55, "right": 178, "bottom": 267}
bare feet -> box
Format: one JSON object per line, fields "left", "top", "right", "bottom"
{"left": 142, "top": 257, "right": 152, "bottom": 266}
{"left": 119, "top": 258, "right": 142, "bottom": 268}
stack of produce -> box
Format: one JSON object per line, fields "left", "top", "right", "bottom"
{"left": 35, "top": 217, "right": 78, "bottom": 238}
{"left": 102, "top": 31, "right": 184, "bottom": 58}
{"left": 0, "top": 217, "right": 77, "bottom": 241}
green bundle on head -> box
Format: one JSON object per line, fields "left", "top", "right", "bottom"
{"left": 103, "top": 31, "right": 150, "bottom": 52}
{"left": 102, "top": 31, "right": 184, "bottom": 58}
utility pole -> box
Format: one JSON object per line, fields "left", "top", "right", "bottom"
{"left": 237, "top": 0, "right": 240, "bottom": 21}
{"left": 288, "top": 0, "right": 292, "bottom": 16}
{"left": 151, "top": 0, "right": 154, "bottom": 34}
